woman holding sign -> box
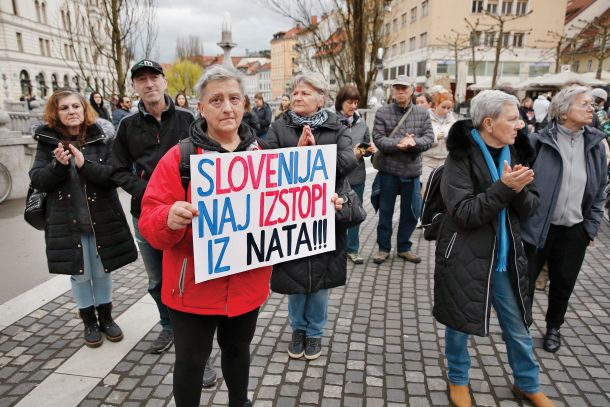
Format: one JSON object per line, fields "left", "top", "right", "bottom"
{"left": 267, "top": 73, "right": 358, "bottom": 360}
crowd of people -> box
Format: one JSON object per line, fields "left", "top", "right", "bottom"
{"left": 28, "top": 58, "right": 608, "bottom": 407}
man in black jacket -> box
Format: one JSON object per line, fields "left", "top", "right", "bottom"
{"left": 110, "top": 60, "right": 216, "bottom": 385}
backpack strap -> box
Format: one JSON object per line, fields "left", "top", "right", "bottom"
{"left": 178, "top": 138, "right": 197, "bottom": 200}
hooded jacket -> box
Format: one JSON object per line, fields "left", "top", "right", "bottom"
{"left": 138, "top": 119, "right": 272, "bottom": 316}
{"left": 29, "top": 120, "right": 137, "bottom": 275}
{"left": 265, "top": 110, "right": 358, "bottom": 294}
{"left": 521, "top": 121, "right": 607, "bottom": 248}
{"left": 433, "top": 120, "right": 539, "bottom": 337}
{"left": 111, "top": 95, "right": 195, "bottom": 218}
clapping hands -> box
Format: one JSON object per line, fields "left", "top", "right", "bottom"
{"left": 397, "top": 133, "right": 416, "bottom": 150}
{"left": 501, "top": 161, "right": 534, "bottom": 193}
{"left": 297, "top": 125, "right": 316, "bottom": 147}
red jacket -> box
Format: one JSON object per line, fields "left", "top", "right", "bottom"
{"left": 139, "top": 144, "right": 272, "bottom": 317}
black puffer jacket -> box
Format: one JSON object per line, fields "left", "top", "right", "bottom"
{"left": 29, "top": 121, "right": 137, "bottom": 275}
{"left": 266, "top": 110, "right": 358, "bottom": 294}
{"left": 433, "top": 120, "right": 539, "bottom": 337}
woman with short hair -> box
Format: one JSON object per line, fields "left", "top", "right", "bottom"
{"left": 29, "top": 88, "right": 137, "bottom": 348}
{"left": 522, "top": 86, "right": 607, "bottom": 354}
{"left": 267, "top": 73, "right": 357, "bottom": 360}
{"left": 434, "top": 90, "right": 554, "bottom": 407}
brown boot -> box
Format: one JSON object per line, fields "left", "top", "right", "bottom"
{"left": 512, "top": 385, "right": 556, "bottom": 407}
{"left": 448, "top": 383, "right": 472, "bottom": 407}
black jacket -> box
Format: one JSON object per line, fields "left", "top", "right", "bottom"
{"left": 433, "top": 120, "right": 539, "bottom": 337}
{"left": 241, "top": 111, "right": 261, "bottom": 135}
{"left": 253, "top": 102, "right": 272, "bottom": 135}
{"left": 29, "top": 121, "right": 137, "bottom": 275}
{"left": 266, "top": 110, "right": 358, "bottom": 294}
{"left": 111, "top": 95, "right": 194, "bottom": 217}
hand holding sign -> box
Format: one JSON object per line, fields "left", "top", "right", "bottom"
{"left": 297, "top": 125, "right": 316, "bottom": 147}
{"left": 168, "top": 201, "right": 199, "bottom": 230}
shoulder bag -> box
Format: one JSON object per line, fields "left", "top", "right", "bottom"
{"left": 371, "top": 105, "right": 414, "bottom": 170}
{"left": 24, "top": 184, "right": 47, "bottom": 230}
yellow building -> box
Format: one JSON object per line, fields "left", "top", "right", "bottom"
{"left": 270, "top": 27, "right": 301, "bottom": 99}
{"left": 383, "top": 0, "right": 568, "bottom": 100}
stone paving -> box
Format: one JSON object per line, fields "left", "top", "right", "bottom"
{"left": 1, "top": 175, "right": 610, "bottom": 406}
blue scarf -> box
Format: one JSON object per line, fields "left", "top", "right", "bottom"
{"left": 470, "top": 129, "right": 510, "bottom": 272}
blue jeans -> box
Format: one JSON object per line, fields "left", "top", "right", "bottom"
{"left": 376, "top": 172, "right": 419, "bottom": 253}
{"left": 133, "top": 217, "right": 171, "bottom": 329}
{"left": 445, "top": 270, "right": 540, "bottom": 393}
{"left": 71, "top": 234, "right": 112, "bottom": 308}
{"left": 347, "top": 183, "right": 365, "bottom": 253}
{"left": 288, "top": 289, "right": 329, "bottom": 338}
{"left": 412, "top": 178, "right": 422, "bottom": 219}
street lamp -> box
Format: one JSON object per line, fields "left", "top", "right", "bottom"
{"left": 373, "top": 48, "right": 385, "bottom": 109}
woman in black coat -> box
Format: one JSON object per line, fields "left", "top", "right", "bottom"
{"left": 434, "top": 90, "right": 554, "bottom": 407}
{"left": 29, "top": 89, "right": 137, "bottom": 348}
{"left": 89, "top": 91, "right": 110, "bottom": 121}
{"left": 267, "top": 73, "right": 357, "bottom": 361}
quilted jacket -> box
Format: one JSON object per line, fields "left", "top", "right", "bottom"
{"left": 433, "top": 120, "right": 539, "bottom": 337}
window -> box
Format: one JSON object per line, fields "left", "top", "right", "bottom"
{"left": 528, "top": 63, "right": 550, "bottom": 77}
{"left": 502, "top": 1, "right": 513, "bottom": 14}
{"left": 420, "top": 32, "right": 428, "bottom": 48}
{"left": 485, "top": 32, "right": 496, "bottom": 47}
{"left": 470, "top": 31, "right": 482, "bottom": 46}
{"left": 63, "top": 74, "right": 69, "bottom": 88}
{"left": 11, "top": 0, "right": 18, "bottom": 15}
{"left": 587, "top": 59, "right": 593, "bottom": 71}
{"left": 472, "top": 0, "right": 483, "bottom": 13}
{"left": 573, "top": 61, "right": 580, "bottom": 72}
{"left": 400, "top": 40, "right": 406, "bottom": 54}
{"left": 383, "top": 68, "right": 389, "bottom": 79}
{"left": 503, "top": 32, "right": 511, "bottom": 47}
{"left": 61, "top": 11, "right": 67, "bottom": 30}
{"left": 501, "top": 62, "right": 520, "bottom": 75}
{"left": 422, "top": 1, "right": 429, "bottom": 17}
{"left": 39, "top": 38, "right": 45, "bottom": 55}
{"left": 51, "top": 74, "right": 58, "bottom": 91}
{"left": 16, "top": 33, "right": 23, "bottom": 52}
{"left": 392, "top": 18, "right": 398, "bottom": 32}
{"left": 436, "top": 61, "right": 456, "bottom": 75}
{"left": 35, "top": 1, "right": 41, "bottom": 22}
{"left": 384, "top": 23, "right": 390, "bottom": 34}
{"left": 390, "top": 67, "right": 397, "bottom": 80}
{"left": 391, "top": 43, "right": 397, "bottom": 57}
{"left": 41, "top": 2, "right": 47, "bottom": 24}
{"left": 513, "top": 32, "right": 524, "bottom": 47}
{"left": 401, "top": 13, "right": 407, "bottom": 27}
{"left": 64, "top": 43, "right": 70, "bottom": 59}
{"left": 417, "top": 60, "right": 427, "bottom": 76}
{"left": 398, "top": 65, "right": 405, "bottom": 75}
{"left": 468, "top": 61, "right": 488, "bottom": 76}
{"left": 487, "top": 0, "right": 498, "bottom": 14}
{"left": 515, "top": 0, "right": 527, "bottom": 15}
{"left": 406, "top": 64, "right": 411, "bottom": 76}
{"left": 411, "top": 7, "right": 417, "bottom": 22}
{"left": 409, "top": 37, "right": 416, "bottom": 51}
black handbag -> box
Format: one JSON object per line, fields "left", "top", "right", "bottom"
{"left": 336, "top": 180, "right": 367, "bottom": 229}
{"left": 24, "top": 184, "right": 47, "bottom": 230}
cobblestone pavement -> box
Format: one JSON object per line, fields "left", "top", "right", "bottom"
{"left": 1, "top": 176, "right": 609, "bottom": 406}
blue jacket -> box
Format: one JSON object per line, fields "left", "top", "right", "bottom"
{"left": 521, "top": 121, "right": 607, "bottom": 248}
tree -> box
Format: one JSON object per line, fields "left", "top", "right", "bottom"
{"left": 166, "top": 60, "right": 203, "bottom": 97}
{"left": 176, "top": 35, "right": 205, "bottom": 64}
{"left": 577, "top": 12, "right": 610, "bottom": 79}
{"left": 463, "top": 18, "right": 487, "bottom": 84}
{"left": 483, "top": 10, "right": 532, "bottom": 88}
{"left": 258, "top": 0, "right": 389, "bottom": 107}
{"left": 436, "top": 30, "right": 470, "bottom": 86}
{"left": 61, "top": 0, "right": 158, "bottom": 96}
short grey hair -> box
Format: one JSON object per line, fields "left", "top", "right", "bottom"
{"left": 194, "top": 65, "right": 245, "bottom": 99}
{"left": 548, "top": 86, "right": 591, "bottom": 123}
{"left": 292, "top": 73, "right": 328, "bottom": 103}
{"left": 470, "top": 90, "right": 520, "bottom": 128}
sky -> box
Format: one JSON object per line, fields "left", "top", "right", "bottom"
{"left": 155, "top": 1, "right": 295, "bottom": 63}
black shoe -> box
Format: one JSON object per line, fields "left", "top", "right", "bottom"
{"left": 149, "top": 328, "right": 174, "bottom": 354}
{"left": 304, "top": 337, "right": 322, "bottom": 360}
{"left": 543, "top": 327, "right": 561, "bottom": 353}
{"left": 96, "top": 302, "right": 123, "bottom": 342}
{"left": 241, "top": 401, "right": 253, "bottom": 407}
{"left": 288, "top": 329, "right": 305, "bottom": 358}
{"left": 79, "top": 306, "right": 103, "bottom": 348}
{"left": 202, "top": 359, "right": 217, "bottom": 388}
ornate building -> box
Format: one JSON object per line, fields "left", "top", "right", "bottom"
{"left": 0, "top": 0, "right": 116, "bottom": 105}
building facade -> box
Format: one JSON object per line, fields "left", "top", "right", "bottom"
{"left": 270, "top": 27, "right": 301, "bottom": 99}
{"left": 0, "top": 0, "right": 116, "bottom": 106}
{"left": 383, "top": 0, "right": 568, "bottom": 101}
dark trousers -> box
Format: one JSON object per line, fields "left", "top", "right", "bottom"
{"left": 525, "top": 223, "right": 589, "bottom": 329}
{"left": 168, "top": 307, "right": 259, "bottom": 407}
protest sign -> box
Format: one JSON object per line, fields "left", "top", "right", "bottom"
{"left": 190, "top": 145, "right": 337, "bottom": 283}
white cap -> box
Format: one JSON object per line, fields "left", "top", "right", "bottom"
{"left": 591, "top": 88, "right": 607, "bottom": 101}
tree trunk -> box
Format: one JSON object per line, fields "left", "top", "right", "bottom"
{"left": 491, "top": 24, "right": 503, "bottom": 89}
{"left": 112, "top": 0, "right": 125, "bottom": 95}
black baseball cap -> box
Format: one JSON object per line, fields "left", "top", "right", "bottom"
{"left": 131, "top": 59, "right": 164, "bottom": 77}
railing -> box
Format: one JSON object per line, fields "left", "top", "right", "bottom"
{"left": 7, "top": 111, "right": 44, "bottom": 135}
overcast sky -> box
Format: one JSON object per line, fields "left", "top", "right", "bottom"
{"left": 155, "top": 1, "right": 295, "bottom": 63}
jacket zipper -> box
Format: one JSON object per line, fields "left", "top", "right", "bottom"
{"left": 484, "top": 239, "right": 496, "bottom": 336}
{"left": 507, "top": 210, "right": 528, "bottom": 326}
{"left": 178, "top": 258, "right": 187, "bottom": 297}
{"left": 83, "top": 184, "right": 99, "bottom": 256}
{"left": 444, "top": 232, "right": 457, "bottom": 258}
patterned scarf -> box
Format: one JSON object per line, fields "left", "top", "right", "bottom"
{"left": 287, "top": 109, "right": 329, "bottom": 129}
{"left": 470, "top": 128, "right": 510, "bottom": 272}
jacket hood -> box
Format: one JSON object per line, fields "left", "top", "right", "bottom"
{"left": 189, "top": 117, "right": 259, "bottom": 152}
{"left": 447, "top": 119, "right": 535, "bottom": 163}
{"left": 282, "top": 109, "right": 343, "bottom": 131}
{"left": 537, "top": 120, "right": 606, "bottom": 152}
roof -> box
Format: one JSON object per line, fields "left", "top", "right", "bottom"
{"left": 272, "top": 26, "right": 303, "bottom": 42}
{"left": 565, "top": 0, "right": 596, "bottom": 23}
{"left": 569, "top": 7, "right": 610, "bottom": 54}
